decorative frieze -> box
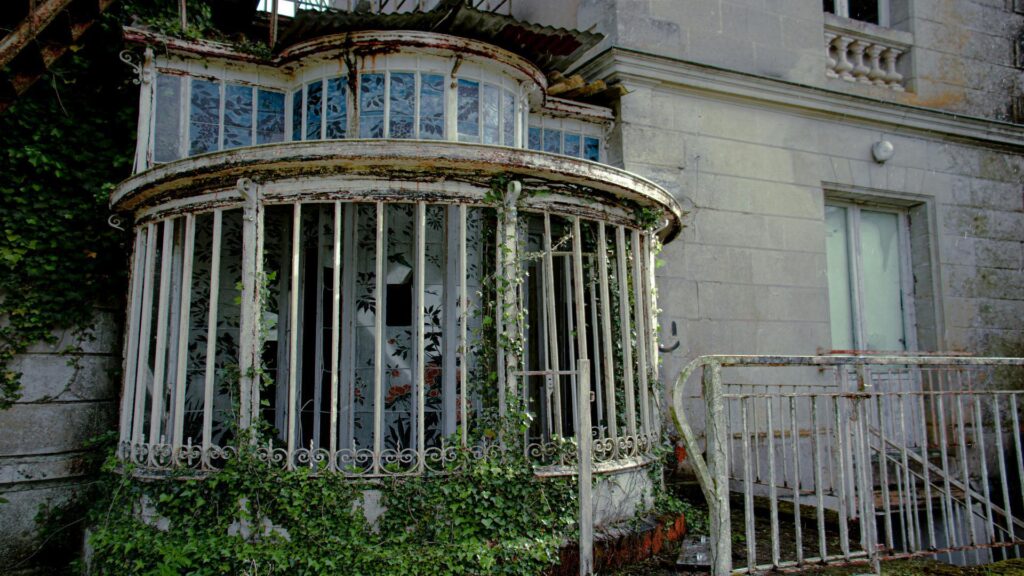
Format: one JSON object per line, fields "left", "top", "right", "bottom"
{"left": 824, "top": 14, "right": 912, "bottom": 92}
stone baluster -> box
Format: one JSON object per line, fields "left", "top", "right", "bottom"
{"left": 866, "top": 44, "right": 887, "bottom": 86}
{"left": 882, "top": 47, "right": 905, "bottom": 91}
{"left": 849, "top": 40, "right": 872, "bottom": 83}
{"left": 832, "top": 35, "right": 855, "bottom": 81}
{"left": 825, "top": 32, "right": 839, "bottom": 78}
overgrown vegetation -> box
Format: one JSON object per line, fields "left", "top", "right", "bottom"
{"left": 84, "top": 445, "right": 577, "bottom": 576}
{"left": 0, "top": 7, "right": 137, "bottom": 408}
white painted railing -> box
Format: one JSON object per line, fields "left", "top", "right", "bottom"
{"left": 672, "top": 354, "right": 1024, "bottom": 575}
{"left": 824, "top": 15, "right": 911, "bottom": 91}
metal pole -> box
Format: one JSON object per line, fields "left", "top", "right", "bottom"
{"left": 577, "top": 359, "right": 593, "bottom": 576}
{"left": 704, "top": 361, "right": 732, "bottom": 576}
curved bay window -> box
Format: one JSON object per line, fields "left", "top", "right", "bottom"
{"left": 115, "top": 30, "right": 681, "bottom": 478}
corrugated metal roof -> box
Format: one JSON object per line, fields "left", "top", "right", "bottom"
{"left": 275, "top": 0, "right": 602, "bottom": 73}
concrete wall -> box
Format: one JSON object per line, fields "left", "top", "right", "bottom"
{"left": 517, "top": 0, "right": 1024, "bottom": 121}
{"left": 0, "top": 311, "right": 119, "bottom": 570}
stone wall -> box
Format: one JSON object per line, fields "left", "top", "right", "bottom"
{"left": 0, "top": 311, "right": 120, "bottom": 570}
{"left": 517, "top": 0, "right": 1024, "bottom": 121}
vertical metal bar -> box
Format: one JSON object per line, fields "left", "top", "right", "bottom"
{"left": 644, "top": 230, "right": 660, "bottom": 436}
{"left": 704, "top": 362, "right": 732, "bottom": 575}
{"left": 631, "top": 229, "right": 651, "bottom": 440}
{"left": 339, "top": 205, "right": 356, "bottom": 452}
{"left": 202, "top": 212, "right": 222, "bottom": 464}
{"left": 616, "top": 226, "right": 636, "bottom": 441}
{"left": 812, "top": 395, "right": 827, "bottom": 560}
{"left": 120, "top": 231, "right": 147, "bottom": 450}
{"left": 312, "top": 209, "right": 325, "bottom": 451}
{"left": 372, "top": 202, "right": 385, "bottom": 473}
{"left": 329, "top": 202, "right": 341, "bottom": 469}
{"left": 542, "top": 214, "right": 562, "bottom": 438}
{"left": 596, "top": 223, "right": 617, "bottom": 453}
{"left": 443, "top": 206, "right": 459, "bottom": 439}
{"left": 587, "top": 260, "right": 603, "bottom": 436}
{"left": 833, "top": 395, "right": 851, "bottom": 560}
{"left": 571, "top": 217, "right": 589, "bottom": 444}
{"left": 1011, "top": 394, "right": 1024, "bottom": 541}
{"left": 148, "top": 219, "right": 175, "bottom": 456}
{"left": 973, "top": 395, "right": 996, "bottom": 543}
{"left": 239, "top": 181, "right": 264, "bottom": 434}
{"left": 132, "top": 224, "right": 158, "bottom": 449}
{"left": 577, "top": 359, "right": 593, "bottom": 576}
{"left": 766, "top": 397, "right": 780, "bottom": 568}
{"left": 789, "top": 395, "right": 804, "bottom": 565}
{"left": 563, "top": 256, "right": 577, "bottom": 435}
{"left": 897, "top": 391, "right": 917, "bottom": 551}
{"left": 414, "top": 202, "right": 426, "bottom": 471}
{"left": 458, "top": 205, "right": 468, "bottom": 445}
{"left": 877, "top": 394, "right": 894, "bottom": 550}
{"left": 171, "top": 214, "right": 195, "bottom": 454}
{"left": 937, "top": 394, "right": 959, "bottom": 548}
{"left": 742, "top": 397, "right": 756, "bottom": 571}
{"left": 992, "top": 396, "right": 1014, "bottom": 545}
{"left": 956, "top": 395, "right": 978, "bottom": 546}
{"left": 286, "top": 203, "right": 301, "bottom": 469}
{"left": 917, "top": 393, "right": 936, "bottom": 549}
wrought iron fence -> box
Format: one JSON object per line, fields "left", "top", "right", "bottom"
{"left": 671, "top": 354, "right": 1024, "bottom": 575}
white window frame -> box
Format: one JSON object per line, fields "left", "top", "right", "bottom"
{"left": 827, "top": 200, "right": 917, "bottom": 352}
{"left": 828, "top": 0, "right": 891, "bottom": 27}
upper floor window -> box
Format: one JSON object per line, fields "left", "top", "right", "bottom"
{"left": 823, "top": 0, "right": 889, "bottom": 26}
{"left": 527, "top": 116, "right": 603, "bottom": 162}
{"left": 825, "top": 202, "right": 912, "bottom": 351}
{"left": 153, "top": 73, "right": 286, "bottom": 163}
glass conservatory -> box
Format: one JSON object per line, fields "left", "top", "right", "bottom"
{"left": 111, "top": 5, "right": 682, "bottom": 503}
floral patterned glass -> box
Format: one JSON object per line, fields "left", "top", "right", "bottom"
{"left": 224, "top": 84, "right": 253, "bottom": 150}
{"left": 419, "top": 74, "right": 444, "bottom": 140}
{"left": 359, "top": 73, "right": 385, "bottom": 139}
{"left": 305, "top": 80, "right": 323, "bottom": 140}
{"left": 189, "top": 79, "right": 220, "bottom": 155}
{"left": 457, "top": 79, "right": 480, "bottom": 143}
{"left": 256, "top": 90, "right": 285, "bottom": 145}
{"left": 325, "top": 76, "right": 347, "bottom": 139}
{"left": 502, "top": 91, "right": 515, "bottom": 146}
{"left": 389, "top": 72, "right": 415, "bottom": 139}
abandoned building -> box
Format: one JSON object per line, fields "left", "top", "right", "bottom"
{"left": 1, "top": 0, "right": 1023, "bottom": 573}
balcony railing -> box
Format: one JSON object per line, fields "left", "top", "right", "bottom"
{"left": 824, "top": 14, "right": 912, "bottom": 92}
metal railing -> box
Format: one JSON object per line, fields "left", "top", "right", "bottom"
{"left": 671, "top": 354, "right": 1024, "bottom": 575}
{"left": 288, "top": 0, "right": 510, "bottom": 14}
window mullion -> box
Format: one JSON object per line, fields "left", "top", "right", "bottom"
{"left": 897, "top": 211, "right": 916, "bottom": 351}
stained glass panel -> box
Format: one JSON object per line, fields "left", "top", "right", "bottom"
{"left": 457, "top": 79, "right": 480, "bottom": 143}
{"left": 502, "top": 90, "right": 515, "bottom": 146}
{"left": 325, "top": 76, "right": 347, "bottom": 139}
{"left": 224, "top": 84, "right": 253, "bottom": 150}
{"left": 360, "top": 73, "right": 385, "bottom": 138}
{"left": 154, "top": 74, "right": 181, "bottom": 163}
{"left": 389, "top": 72, "right": 415, "bottom": 139}
{"left": 584, "top": 136, "right": 600, "bottom": 161}
{"left": 482, "top": 84, "right": 500, "bottom": 145}
{"left": 189, "top": 79, "right": 220, "bottom": 155}
{"left": 256, "top": 90, "right": 285, "bottom": 144}
{"left": 419, "top": 74, "right": 444, "bottom": 140}
{"left": 305, "top": 80, "right": 323, "bottom": 141}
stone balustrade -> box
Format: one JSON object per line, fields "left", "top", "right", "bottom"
{"left": 824, "top": 14, "right": 912, "bottom": 92}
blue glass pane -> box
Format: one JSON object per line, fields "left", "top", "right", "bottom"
{"left": 528, "top": 126, "right": 541, "bottom": 150}
{"left": 325, "top": 76, "right": 347, "bottom": 139}
{"left": 584, "top": 136, "right": 600, "bottom": 161}
{"left": 419, "top": 74, "right": 444, "bottom": 140}
{"left": 543, "top": 129, "right": 561, "bottom": 154}
{"left": 291, "top": 90, "right": 302, "bottom": 141}
{"left": 482, "top": 84, "right": 500, "bottom": 145}
{"left": 564, "top": 133, "right": 581, "bottom": 157}
{"left": 154, "top": 74, "right": 181, "bottom": 163}
{"left": 360, "top": 73, "right": 384, "bottom": 138}
{"left": 389, "top": 72, "right": 415, "bottom": 139}
{"left": 223, "top": 84, "right": 252, "bottom": 150}
{"left": 189, "top": 79, "right": 220, "bottom": 155}
{"left": 502, "top": 91, "right": 515, "bottom": 146}
{"left": 457, "top": 79, "right": 479, "bottom": 142}
{"left": 257, "top": 90, "right": 285, "bottom": 144}
{"left": 305, "top": 80, "right": 323, "bottom": 140}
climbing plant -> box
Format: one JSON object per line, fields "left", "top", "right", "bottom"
{"left": 0, "top": 10, "right": 137, "bottom": 409}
